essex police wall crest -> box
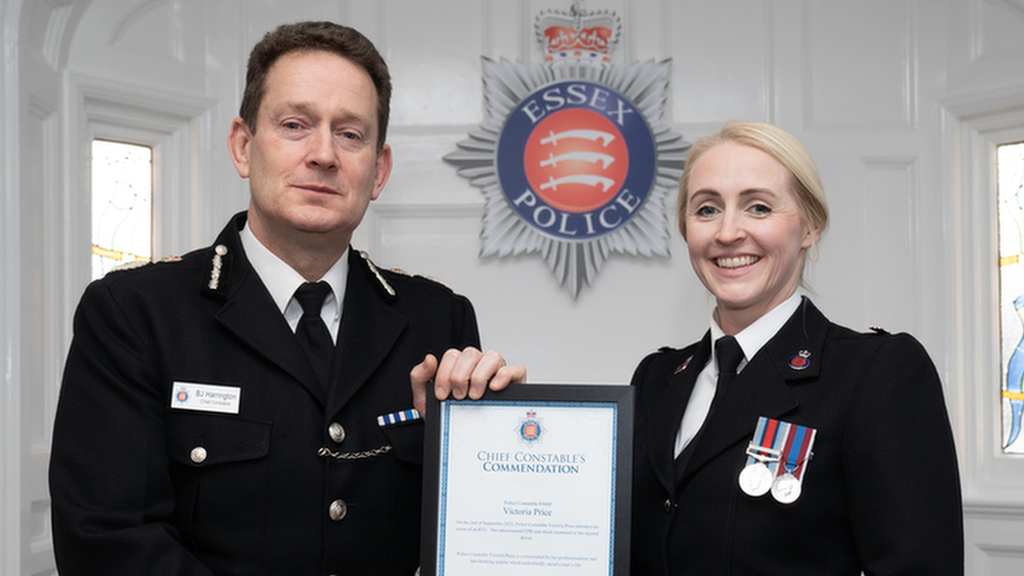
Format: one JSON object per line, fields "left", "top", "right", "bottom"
{"left": 445, "top": 1, "right": 689, "bottom": 298}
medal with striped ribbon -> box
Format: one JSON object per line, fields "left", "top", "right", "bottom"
{"left": 739, "top": 417, "right": 816, "bottom": 504}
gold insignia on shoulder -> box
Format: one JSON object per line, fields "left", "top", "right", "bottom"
{"left": 108, "top": 254, "right": 181, "bottom": 273}
{"left": 383, "top": 263, "right": 452, "bottom": 291}
{"left": 109, "top": 259, "right": 152, "bottom": 273}
{"left": 412, "top": 273, "right": 452, "bottom": 291}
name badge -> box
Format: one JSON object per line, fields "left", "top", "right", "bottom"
{"left": 171, "top": 382, "right": 242, "bottom": 414}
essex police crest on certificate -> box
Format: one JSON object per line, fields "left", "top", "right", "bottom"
{"left": 444, "top": 0, "right": 689, "bottom": 298}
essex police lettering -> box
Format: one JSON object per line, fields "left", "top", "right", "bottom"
{"left": 510, "top": 188, "right": 643, "bottom": 235}
{"left": 477, "top": 451, "right": 586, "bottom": 474}
{"left": 495, "top": 79, "right": 657, "bottom": 242}
{"left": 518, "top": 84, "right": 635, "bottom": 126}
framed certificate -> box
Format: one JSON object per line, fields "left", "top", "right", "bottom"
{"left": 421, "top": 384, "right": 633, "bottom": 576}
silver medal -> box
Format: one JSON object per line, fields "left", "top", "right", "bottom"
{"left": 770, "top": 472, "right": 802, "bottom": 504}
{"left": 738, "top": 462, "right": 773, "bottom": 497}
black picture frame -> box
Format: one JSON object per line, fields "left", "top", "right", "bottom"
{"left": 420, "top": 384, "right": 634, "bottom": 576}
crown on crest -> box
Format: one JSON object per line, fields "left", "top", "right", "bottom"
{"left": 535, "top": 0, "right": 621, "bottom": 64}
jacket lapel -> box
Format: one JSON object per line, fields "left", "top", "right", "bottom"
{"left": 326, "top": 250, "right": 407, "bottom": 416}
{"left": 208, "top": 213, "right": 326, "bottom": 404}
{"left": 681, "top": 298, "right": 828, "bottom": 483}
{"left": 647, "top": 333, "right": 712, "bottom": 492}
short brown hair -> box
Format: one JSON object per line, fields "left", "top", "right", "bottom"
{"left": 677, "top": 121, "right": 829, "bottom": 240}
{"left": 239, "top": 21, "right": 392, "bottom": 151}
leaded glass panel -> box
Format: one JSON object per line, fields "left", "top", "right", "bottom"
{"left": 998, "top": 141, "right": 1024, "bottom": 452}
{"left": 91, "top": 140, "right": 153, "bottom": 279}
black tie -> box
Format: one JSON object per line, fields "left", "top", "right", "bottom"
{"left": 294, "top": 282, "right": 334, "bottom": 388}
{"left": 674, "top": 336, "right": 744, "bottom": 478}
{"left": 714, "top": 336, "right": 743, "bottom": 390}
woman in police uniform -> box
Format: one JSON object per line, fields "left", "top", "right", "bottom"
{"left": 630, "top": 122, "right": 963, "bottom": 575}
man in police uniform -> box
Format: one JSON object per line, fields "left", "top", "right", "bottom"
{"left": 49, "top": 21, "right": 523, "bottom": 576}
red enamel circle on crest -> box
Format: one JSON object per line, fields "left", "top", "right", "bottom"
{"left": 523, "top": 108, "right": 629, "bottom": 213}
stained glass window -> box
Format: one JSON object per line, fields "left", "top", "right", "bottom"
{"left": 998, "top": 141, "right": 1024, "bottom": 452}
{"left": 91, "top": 140, "right": 153, "bottom": 279}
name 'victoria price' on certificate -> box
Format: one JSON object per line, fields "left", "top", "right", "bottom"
{"left": 420, "top": 384, "right": 634, "bottom": 576}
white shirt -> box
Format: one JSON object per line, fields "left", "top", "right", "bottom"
{"left": 239, "top": 223, "right": 348, "bottom": 343}
{"left": 673, "top": 292, "right": 803, "bottom": 457}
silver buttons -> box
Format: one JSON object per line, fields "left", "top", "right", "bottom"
{"left": 329, "top": 499, "right": 348, "bottom": 521}
{"left": 190, "top": 446, "right": 208, "bottom": 464}
{"left": 663, "top": 498, "right": 672, "bottom": 513}
{"left": 328, "top": 422, "right": 346, "bottom": 444}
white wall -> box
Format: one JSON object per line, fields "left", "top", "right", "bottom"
{"left": 3, "top": 0, "right": 1024, "bottom": 574}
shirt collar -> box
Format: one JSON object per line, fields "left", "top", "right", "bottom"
{"left": 239, "top": 222, "right": 349, "bottom": 320}
{"left": 710, "top": 292, "right": 803, "bottom": 371}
